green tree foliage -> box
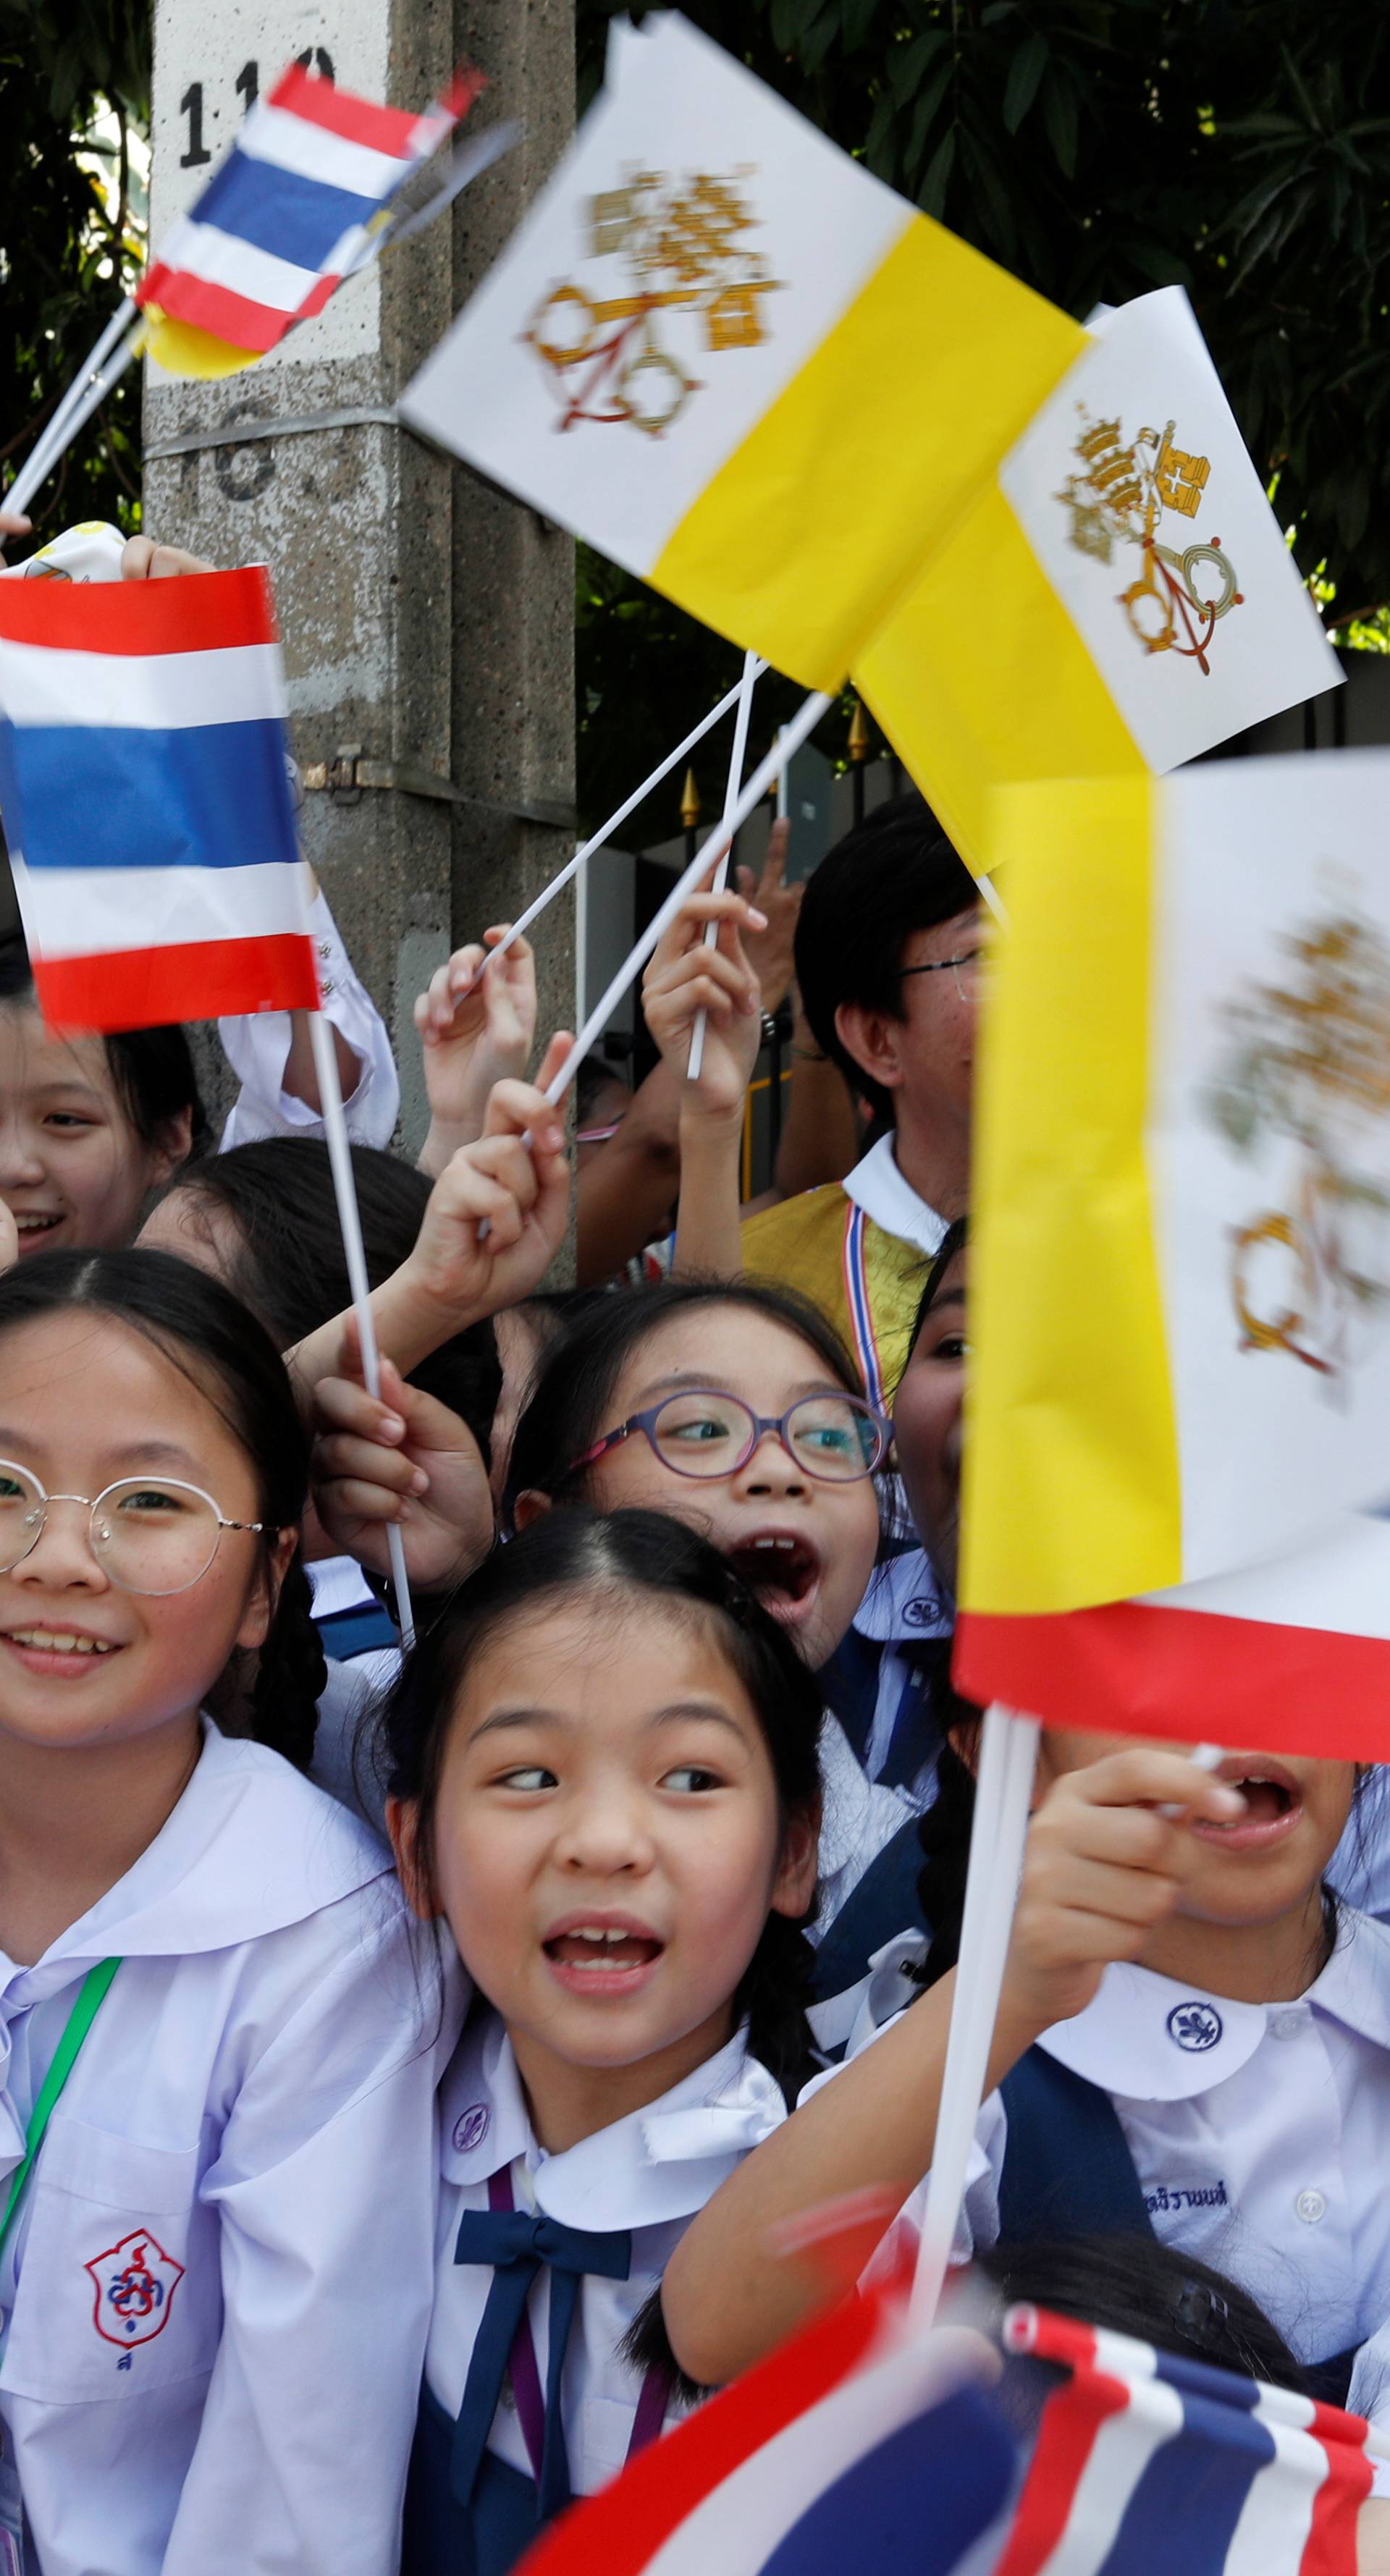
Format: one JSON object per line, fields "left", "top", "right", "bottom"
{"left": 575, "top": 0, "right": 1390, "bottom": 832}
{"left": 0, "top": 1, "right": 149, "bottom": 541}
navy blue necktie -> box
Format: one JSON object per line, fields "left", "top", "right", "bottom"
{"left": 450, "top": 2205, "right": 633, "bottom": 2519}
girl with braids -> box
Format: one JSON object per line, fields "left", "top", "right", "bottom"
{"left": 0, "top": 1249, "right": 459, "bottom": 2576}
{"left": 379, "top": 1508, "right": 820, "bottom": 2576}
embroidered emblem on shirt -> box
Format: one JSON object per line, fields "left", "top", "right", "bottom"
{"left": 85, "top": 2229, "right": 185, "bottom": 2348}
{"left": 901, "top": 1596, "right": 940, "bottom": 1630}
{"left": 452, "top": 2103, "right": 490, "bottom": 2153}
{"left": 1166, "top": 1999, "right": 1223, "bottom": 2053}
{"left": 1145, "top": 2179, "right": 1230, "bottom": 2215}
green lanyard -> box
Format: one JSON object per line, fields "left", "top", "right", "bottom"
{"left": 0, "top": 1959, "right": 121, "bottom": 2263}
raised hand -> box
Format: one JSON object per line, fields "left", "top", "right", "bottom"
{"left": 310, "top": 1322, "right": 494, "bottom": 1591}
{"left": 642, "top": 886, "right": 765, "bottom": 1123}
{"left": 736, "top": 818, "right": 803, "bottom": 1017}
{"left": 120, "top": 536, "right": 215, "bottom": 579}
{"left": 1001, "top": 1747, "right": 1245, "bottom": 2036}
{"left": 400, "top": 1039, "right": 573, "bottom": 1330}
{"left": 414, "top": 927, "right": 539, "bottom": 1175}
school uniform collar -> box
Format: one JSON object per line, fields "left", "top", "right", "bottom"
{"left": 1037, "top": 1909, "right": 1390, "bottom": 2103}
{"left": 4, "top": 1723, "right": 392, "bottom": 2000}
{"left": 842, "top": 1135, "right": 948, "bottom": 1260}
{"left": 307, "top": 1552, "right": 380, "bottom": 1619}
{"left": 851, "top": 1548, "right": 953, "bottom": 1646}
{"left": 441, "top": 2014, "right": 785, "bottom": 2231}
{"left": 807, "top": 1927, "right": 925, "bottom": 2056}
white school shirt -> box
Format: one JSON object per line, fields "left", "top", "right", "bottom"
{"left": 870, "top": 1913, "right": 1390, "bottom": 2366}
{"left": 809, "top": 1711, "right": 910, "bottom": 1939}
{"left": 425, "top": 2016, "right": 785, "bottom": 2493}
{"left": 840, "top": 1547, "right": 953, "bottom": 1802}
{"left": 219, "top": 886, "right": 400, "bottom": 1150}
{"left": 841, "top": 1134, "right": 947, "bottom": 1261}
{"left": 0, "top": 1722, "right": 464, "bottom": 2576}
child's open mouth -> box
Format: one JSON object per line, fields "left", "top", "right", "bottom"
{"left": 725, "top": 1530, "right": 820, "bottom": 1624}
{"left": 1192, "top": 1760, "right": 1303, "bottom": 1851}
{"left": 542, "top": 1915, "right": 666, "bottom": 1996}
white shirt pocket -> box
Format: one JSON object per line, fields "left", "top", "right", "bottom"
{"left": 1, "top": 2116, "right": 219, "bottom": 2404}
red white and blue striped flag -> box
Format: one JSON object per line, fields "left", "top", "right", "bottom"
{"left": 513, "top": 2284, "right": 1373, "bottom": 2576}
{"left": 0, "top": 565, "right": 321, "bottom": 1031}
{"left": 996, "top": 2306, "right": 1373, "bottom": 2576}
{"left": 135, "top": 61, "right": 477, "bottom": 370}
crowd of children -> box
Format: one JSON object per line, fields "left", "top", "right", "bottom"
{"left": 0, "top": 518, "right": 1388, "bottom": 2574}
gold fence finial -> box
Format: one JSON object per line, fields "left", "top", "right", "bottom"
{"left": 679, "top": 766, "right": 701, "bottom": 828}
{"left": 848, "top": 696, "right": 871, "bottom": 764}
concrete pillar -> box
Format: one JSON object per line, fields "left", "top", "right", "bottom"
{"left": 143, "top": 0, "right": 574, "bottom": 1147}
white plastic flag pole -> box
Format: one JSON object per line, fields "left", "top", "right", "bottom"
{"left": 775, "top": 725, "right": 788, "bottom": 822}
{"left": 908, "top": 1702, "right": 1040, "bottom": 2330}
{"left": 308, "top": 1012, "right": 416, "bottom": 1649}
{"left": 686, "top": 649, "right": 759, "bottom": 1084}
{"left": 6, "top": 300, "right": 139, "bottom": 524}
{"left": 544, "top": 688, "right": 833, "bottom": 1110}
{"left": 479, "top": 661, "right": 767, "bottom": 981}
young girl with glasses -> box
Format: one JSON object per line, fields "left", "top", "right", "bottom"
{"left": 0, "top": 1248, "right": 455, "bottom": 2576}
{"left": 380, "top": 1507, "right": 820, "bottom": 2576}
{"left": 314, "top": 1272, "right": 909, "bottom": 1939}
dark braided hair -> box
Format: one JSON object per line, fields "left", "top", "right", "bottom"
{"left": 0, "top": 1246, "right": 324, "bottom": 1770}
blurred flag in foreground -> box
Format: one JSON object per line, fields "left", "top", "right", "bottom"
{"left": 0, "top": 566, "right": 319, "bottom": 1029}
{"left": 993, "top": 2305, "right": 1371, "bottom": 2576}
{"left": 136, "top": 62, "right": 478, "bottom": 381}
{"left": 400, "top": 12, "right": 1338, "bottom": 874}
{"left": 511, "top": 2277, "right": 1372, "bottom": 2576}
{"left": 956, "top": 751, "right": 1390, "bottom": 1754}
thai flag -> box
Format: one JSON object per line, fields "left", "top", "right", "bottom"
{"left": 511, "top": 2282, "right": 1373, "bottom": 2576}
{"left": 135, "top": 61, "right": 477, "bottom": 363}
{"left": 0, "top": 565, "right": 321, "bottom": 1031}
{"left": 996, "top": 2306, "right": 1373, "bottom": 2576}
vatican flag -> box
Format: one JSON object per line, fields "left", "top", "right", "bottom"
{"left": 959, "top": 749, "right": 1390, "bottom": 1616}
{"left": 955, "top": 752, "right": 1390, "bottom": 1756}
{"left": 400, "top": 14, "right": 1085, "bottom": 709}
{"left": 856, "top": 287, "right": 1340, "bottom": 869}
{"left": 402, "top": 14, "right": 1339, "bottom": 874}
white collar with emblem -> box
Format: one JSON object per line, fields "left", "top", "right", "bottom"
{"left": 1037, "top": 1908, "right": 1390, "bottom": 2103}
{"left": 439, "top": 2012, "right": 786, "bottom": 2232}
{"left": 851, "top": 1547, "right": 953, "bottom": 1647}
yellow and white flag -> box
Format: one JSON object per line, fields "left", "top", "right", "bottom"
{"left": 402, "top": 14, "right": 1339, "bottom": 871}
{"left": 963, "top": 751, "right": 1390, "bottom": 1623}
{"left": 857, "top": 287, "right": 1339, "bottom": 867}
{"left": 400, "top": 14, "right": 1083, "bottom": 712}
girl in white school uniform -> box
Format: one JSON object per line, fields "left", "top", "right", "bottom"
{"left": 0, "top": 1246, "right": 457, "bottom": 2576}
{"left": 380, "top": 1506, "right": 822, "bottom": 2576}
{"left": 660, "top": 1723, "right": 1390, "bottom": 2409}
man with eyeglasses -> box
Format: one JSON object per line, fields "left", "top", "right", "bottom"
{"left": 741, "top": 792, "right": 980, "bottom": 1411}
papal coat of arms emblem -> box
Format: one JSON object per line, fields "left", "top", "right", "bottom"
{"left": 1204, "top": 904, "right": 1390, "bottom": 1380}
{"left": 524, "top": 167, "right": 782, "bottom": 436}
{"left": 1055, "top": 406, "right": 1243, "bottom": 672}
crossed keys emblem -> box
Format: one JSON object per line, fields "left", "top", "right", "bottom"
{"left": 1204, "top": 910, "right": 1390, "bottom": 1382}
{"left": 523, "top": 168, "right": 781, "bottom": 436}
{"left": 1056, "top": 407, "right": 1243, "bottom": 672}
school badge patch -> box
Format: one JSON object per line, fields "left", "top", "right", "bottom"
{"left": 85, "top": 2229, "right": 185, "bottom": 2347}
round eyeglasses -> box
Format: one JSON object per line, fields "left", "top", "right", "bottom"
{"left": 0, "top": 1463, "right": 269, "bottom": 1597}
{"left": 569, "top": 1389, "right": 889, "bottom": 1485}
